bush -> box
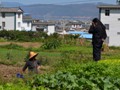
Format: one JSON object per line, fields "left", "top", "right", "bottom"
{"left": 41, "top": 38, "right": 61, "bottom": 49}
{"left": 0, "top": 30, "right": 48, "bottom": 42}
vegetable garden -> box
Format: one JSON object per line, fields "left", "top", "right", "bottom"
{"left": 0, "top": 31, "right": 120, "bottom": 90}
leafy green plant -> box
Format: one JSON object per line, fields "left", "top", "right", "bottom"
{"left": 26, "top": 60, "right": 120, "bottom": 90}
{"left": 41, "top": 39, "right": 61, "bottom": 49}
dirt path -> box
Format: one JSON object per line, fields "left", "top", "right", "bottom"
{"left": 0, "top": 42, "right": 42, "bottom": 48}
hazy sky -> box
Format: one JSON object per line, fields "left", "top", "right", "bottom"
{"left": 0, "top": 0, "right": 117, "bottom": 5}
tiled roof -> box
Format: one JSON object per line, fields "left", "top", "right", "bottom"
{"left": 66, "top": 21, "right": 84, "bottom": 25}
{"left": 0, "top": 7, "right": 23, "bottom": 13}
{"left": 98, "top": 5, "right": 120, "bottom": 9}
{"left": 23, "top": 15, "right": 33, "bottom": 22}
{"left": 32, "top": 22, "right": 55, "bottom": 25}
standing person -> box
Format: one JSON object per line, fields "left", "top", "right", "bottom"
{"left": 88, "top": 18, "right": 107, "bottom": 61}
{"left": 22, "top": 51, "right": 41, "bottom": 74}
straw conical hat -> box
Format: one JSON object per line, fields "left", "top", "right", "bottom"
{"left": 29, "top": 51, "right": 38, "bottom": 59}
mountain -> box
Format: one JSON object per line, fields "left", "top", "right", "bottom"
{"left": 21, "top": 3, "right": 100, "bottom": 20}
{"left": 1, "top": 2, "right": 106, "bottom": 20}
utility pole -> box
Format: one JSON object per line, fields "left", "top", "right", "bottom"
{"left": 61, "top": 18, "right": 66, "bottom": 39}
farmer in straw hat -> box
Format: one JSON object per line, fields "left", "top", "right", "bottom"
{"left": 22, "top": 51, "right": 41, "bottom": 74}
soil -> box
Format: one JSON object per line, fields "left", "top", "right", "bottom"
{"left": 0, "top": 64, "right": 22, "bottom": 81}
{"left": 0, "top": 64, "right": 50, "bottom": 82}
{"left": 0, "top": 42, "right": 42, "bottom": 48}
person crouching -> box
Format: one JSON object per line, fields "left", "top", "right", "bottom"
{"left": 22, "top": 51, "right": 41, "bottom": 74}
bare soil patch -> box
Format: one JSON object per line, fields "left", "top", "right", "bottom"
{"left": 0, "top": 42, "right": 42, "bottom": 48}
{"left": 0, "top": 64, "right": 50, "bottom": 82}
{"left": 0, "top": 64, "right": 22, "bottom": 81}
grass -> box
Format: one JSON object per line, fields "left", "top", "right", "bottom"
{"left": 57, "top": 45, "right": 92, "bottom": 53}
{"left": 0, "top": 48, "right": 26, "bottom": 66}
{"left": 0, "top": 42, "right": 120, "bottom": 66}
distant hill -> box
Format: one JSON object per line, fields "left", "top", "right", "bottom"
{"left": 21, "top": 3, "right": 101, "bottom": 20}
{"left": 1, "top": 2, "right": 108, "bottom": 20}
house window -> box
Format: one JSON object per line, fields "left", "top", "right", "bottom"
{"left": 118, "top": 18, "right": 120, "bottom": 21}
{"left": 105, "top": 10, "right": 110, "bottom": 16}
{"left": 18, "top": 13, "right": 21, "bottom": 18}
{"left": 117, "top": 32, "right": 120, "bottom": 35}
{"left": 104, "top": 24, "right": 109, "bottom": 30}
{"left": 2, "top": 22, "right": 5, "bottom": 27}
{"left": 2, "top": 13, "right": 5, "bottom": 18}
{"left": 18, "top": 22, "right": 21, "bottom": 27}
{"left": 2, "top": 22, "right": 5, "bottom": 30}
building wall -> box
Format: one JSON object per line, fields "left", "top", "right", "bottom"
{"left": 31, "top": 25, "right": 37, "bottom": 31}
{"left": 47, "top": 25, "right": 55, "bottom": 35}
{"left": 16, "top": 13, "right": 23, "bottom": 31}
{"left": 22, "top": 22, "right": 32, "bottom": 31}
{"left": 100, "top": 9, "right": 120, "bottom": 46}
{"left": 0, "top": 13, "right": 15, "bottom": 30}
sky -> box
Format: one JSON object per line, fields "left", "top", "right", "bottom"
{"left": 0, "top": 0, "right": 117, "bottom": 5}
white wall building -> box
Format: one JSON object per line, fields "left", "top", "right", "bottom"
{"left": 98, "top": 4, "right": 120, "bottom": 46}
{"left": 0, "top": 7, "right": 32, "bottom": 31}
{"left": 47, "top": 25, "right": 55, "bottom": 35}
{"left": 32, "top": 21, "right": 55, "bottom": 35}
{"left": 22, "top": 14, "right": 32, "bottom": 31}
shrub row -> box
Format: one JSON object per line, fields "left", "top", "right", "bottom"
{"left": 0, "top": 30, "right": 48, "bottom": 42}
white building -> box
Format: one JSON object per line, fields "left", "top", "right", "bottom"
{"left": 22, "top": 13, "right": 32, "bottom": 31}
{"left": 66, "top": 21, "right": 84, "bottom": 30}
{"left": 0, "top": 7, "right": 32, "bottom": 31}
{"left": 32, "top": 21, "right": 55, "bottom": 35}
{"left": 98, "top": 2, "right": 120, "bottom": 46}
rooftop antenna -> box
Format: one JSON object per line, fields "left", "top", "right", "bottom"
{"left": 117, "top": 0, "right": 120, "bottom": 5}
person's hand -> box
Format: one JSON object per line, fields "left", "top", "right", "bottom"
{"left": 37, "top": 66, "right": 41, "bottom": 69}
{"left": 102, "top": 39, "right": 105, "bottom": 42}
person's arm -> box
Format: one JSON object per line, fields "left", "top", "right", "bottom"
{"left": 37, "top": 60, "right": 41, "bottom": 65}
{"left": 100, "top": 26, "right": 107, "bottom": 41}
{"left": 102, "top": 29, "right": 107, "bottom": 40}
{"left": 88, "top": 25, "right": 95, "bottom": 34}
{"left": 22, "top": 62, "right": 28, "bottom": 72}
{"left": 37, "top": 60, "right": 41, "bottom": 69}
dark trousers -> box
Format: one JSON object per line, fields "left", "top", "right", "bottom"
{"left": 92, "top": 41, "right": 103, "bottom": 61}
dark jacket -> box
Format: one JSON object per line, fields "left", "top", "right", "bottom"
{"left": 22, "top": 60, "right": 40, "bottom": 73}
{"left": 89, "top": 24, "right": 107, "bottom": 43}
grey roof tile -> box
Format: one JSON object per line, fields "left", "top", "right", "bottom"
{"left": 0, "top": 7, "right": 23, "bottom": 13}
